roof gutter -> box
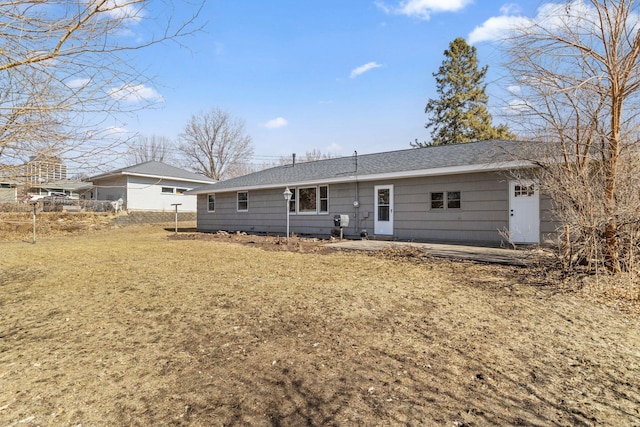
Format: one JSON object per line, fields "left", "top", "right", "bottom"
{"left": 186, "top": 160, "right": 535, "bottom": 195}
{"left": 91, "top": 171, "right": 215, "bottom": 184}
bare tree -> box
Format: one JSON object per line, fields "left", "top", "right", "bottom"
{"left": 277, "top": 149, "right": 338, "bottom": 165}
{"left": 126, "top": 134, "right": 175, "bottom": 165}
{"left": 0, "top": 0, "right": 202, "bottom": 178}
{"left": 301, "top": 149, "right": 339, "bottom": 162}
{"left": 505, "top": 0, "right": 640, "bottom": 273}
{"left": 177, "top": 108, "right": 254, "bottom": 180}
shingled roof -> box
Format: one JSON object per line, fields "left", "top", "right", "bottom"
{"left": 90, "top": 161, "right": 216, "bottom": 184}
{"left": 188, "top": 139, "right": 539, "bottom": 195}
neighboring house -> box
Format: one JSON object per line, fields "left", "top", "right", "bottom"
{"left": 0, "top": 181, "right": 18, "bottom": 203}
{"left": 89, "top": 161, "right": 216, "bottom": 212}
{"left": 27, "top": 180, "right": 93, "bottom": 199}
{"left": 21, "top": 156, "right": 68, "bottom": 185}
{"left": 188, "top": 140, "right": 556, "bottom": 245}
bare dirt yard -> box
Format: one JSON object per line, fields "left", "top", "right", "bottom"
{"left": 1, "top": 219, "right": 639, "bottom": 426}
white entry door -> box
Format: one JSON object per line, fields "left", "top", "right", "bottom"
{"left": 509, "top": 180, "right": 540, "bottom": 244}
{"left": 374, "top": 185, "right": 394, "bottom": 235}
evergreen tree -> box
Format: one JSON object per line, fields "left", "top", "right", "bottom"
{"left": 414, "top": 37, "right": 514, "bottom": 147}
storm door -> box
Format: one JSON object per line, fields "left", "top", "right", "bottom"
{"left": 509, "top": 180, "right": 540, "bottom": 243}
{"left": 374, "top": 185, "right": 394, "bottom": 235}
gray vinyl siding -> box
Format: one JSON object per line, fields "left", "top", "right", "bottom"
{"left": 197, "top": 171, "right": 557, "bottom": 244}
{"left": 540, "top": 194, "right": 558, "bottom": 244}
{"left": 382, "top": 172, "right": 509, "bottom": 243}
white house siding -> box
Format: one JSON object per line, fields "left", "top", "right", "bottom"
{"left": 126, "top": 176, "right": 199, "bottom": 211}
{"left": 196, "top": 171, "right": 557, "bottom": 244}
{"left": 94, "top": 176, "right": 127, "bottom": 202}
{"left": 0, "top": 186, "right": 17, "bottom": 203}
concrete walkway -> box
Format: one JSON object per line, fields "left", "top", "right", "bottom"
{"left": 326, "top": 239, "right": 547, "bottom": 266}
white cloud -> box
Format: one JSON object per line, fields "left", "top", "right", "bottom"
{"left": 90, "top": 0, "right": 143, "bottom": 23}
{"left": 265, "top": 117, "right": 288, "bottom": 129}
{"left": 468, "top": 14, "right": 532, "bottom": 44}
{"left": 67, "top": 78, "right": 91, "bottom": 89}
{"left": 468, "top": 0, "right": 609, "bottom": 44}
{"left": 499, "top": 3, "right": 522, "bottom": 16}
{"left": 108, "top": 83, "right": 163, "bottom": 103}
{"left": 105, "top": 126, "right": 129, "bottom": 135}
{"left": 350, "top": 62, "right": 383, "bottom": 79}
{"left": 376, "top": 0, "right": 472, "bottom": 20}
{"left": 326, "top": 143, "right": 342, "bottom": 153}
{"left": 504, "top": 98, "right": 532, "bottom": 115}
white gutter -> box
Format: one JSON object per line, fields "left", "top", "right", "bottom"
{"left": 187, "top": 160, "right": 535, "bottom": 195}
{"left": 92, "top": 171, "right": 215, "bottom": 185}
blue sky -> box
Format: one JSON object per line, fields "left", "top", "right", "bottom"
{"left": 119, "top": 0, "right": 546, "bottom": 164}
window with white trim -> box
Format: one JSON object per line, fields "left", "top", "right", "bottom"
{"left": 292, "top": 185, "right": 328, "bottom": 214}
{"left": 514, "top": 184, "right": 535, "bottom": 197}
{"left": 431, "top": 191, "right": 461, "bottom": 209}
{"left": 289, "top": 188, "right": 296, "bottom": 213}
{"left": 298, "top": 187, "right": 317, "bottom": 213}
{"left": 161, "top": 187, "right": 174, "bottom": 194}
{"left": 319, "top": 185, "right": 328, "bottom": 213}
{"left": 237, "top": 191, "right": 248, "bottom": 211}
{"left": 207, "top": 194, "right": 215, "bottom": 212}
{"left": 447, "top": 191, "right": 461, "bottom": 209}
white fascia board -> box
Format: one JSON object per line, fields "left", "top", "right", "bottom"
{"left": 121, "top": 172, "right": 215, "bottom": 184}
{"left": 188, "top": 160, "right": 534, "bottom": 195}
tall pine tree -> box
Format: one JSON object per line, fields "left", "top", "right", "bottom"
{"left": 414, "top": 37, "right": 514, "bottom": 147}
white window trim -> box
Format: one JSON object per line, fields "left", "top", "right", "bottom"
{"left": 319, "top": 185, "right": 329, "bottom": 214}
{"left": 297, "top": 186, "right": 318, "bottom": 215}
{"left": 288, "top": 187, "right": 297, "bottom": 214}
{"left": 237, "top": 191, "right": 248, "bottom": 212}
{"left": 430, "top": 190, "right": 461, "bottom": 210}
{"left": 291, "top": 185, "right": 329, "bottom": 215}
{"left": 207, "top": 194, "right": 215, "bottom": 212}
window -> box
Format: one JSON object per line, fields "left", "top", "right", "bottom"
{"left": 319, "top": 186, "right": 328, "bottom": 213}
{"left": 176, "top": 188, "right": 188, "bottom": 195}
{"left": 298, "top": 187, "right": 317, "bottom": 213}
{"left": 289, "top": 186, "right": 329, "bottom": 214}
{"left": 430, "top": 192, "right": 444, "bottom": 209}
{"left": 161, "top": 187, "right": 174, "bottom": 194}
{"left": 447, "top": 191, "right": 461, "bottom": 209}
{"left": 237, "top": 191, "right": 248, "bottom": 211}
{"left": 514, "top": 184, "right": 535, "bottom": 197}
{"left": 207, "top": 194, "right": 215, "bottom": 212}
{"left": 431, "top": 191, "right": 461, "bottom": 210}
{"left": 289, "top": 188, "right": 296, "bottom": 213}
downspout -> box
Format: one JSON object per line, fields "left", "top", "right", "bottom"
{"left": 353, "top": 151, "right": 359, "bottom": 235}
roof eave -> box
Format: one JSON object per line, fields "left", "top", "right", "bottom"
{"left": 92, "top": 171, "right": 214, "bottom": 184}
{"left": 187, "top": 160, "right": 535, "bottom": 195}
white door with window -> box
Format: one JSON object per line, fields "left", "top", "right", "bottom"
{"left": 509, "top": 181, "right": 540, "bottom": 244}
{"left": 374, "top": 185, "right": 394, "bottom": 235}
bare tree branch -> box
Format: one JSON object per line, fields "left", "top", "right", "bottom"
{"left": 505, "top": 0, "right": 640, "bottom": 273}
{"left": 125, "top": 134, "right": 176, "bottom": 165}
{"left": 0, "top": 0, "right": 204, "bottom": 179}
{"left": 177, "top": 108, "right": 254, "bottom": 180}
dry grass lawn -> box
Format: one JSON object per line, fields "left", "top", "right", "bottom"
{"left": 0, "top": 223, "right": 639, "bottom": 426}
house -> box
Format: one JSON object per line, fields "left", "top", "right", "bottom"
{"left": 187, "top": 140, "right": 556, "bottom": 245}
{"left": 27, "top": 180, "right": 94, "bottom": 199}
{"left": 0, "top": 181, "right": 18, "bottom": 203}
{"left": 89, "top": 161, "right": 216, "bottom": 212}
{"left": 21, "top": 156, "right": 68, "bottom": 185}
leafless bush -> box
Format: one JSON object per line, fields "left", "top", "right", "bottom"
{"left": 504, "top": 0, "right": 640, "bottom": 274}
